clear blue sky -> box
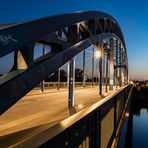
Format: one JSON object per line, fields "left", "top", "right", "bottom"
{"left": 0, "top": 0, "right": 148, "bottom": 80}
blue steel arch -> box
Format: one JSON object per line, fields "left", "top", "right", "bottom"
{"left": 0, "top": 11, "right": 126, "bottom": 58}
{"left": 0, "top": 11, "right": 128, "bottom": 114}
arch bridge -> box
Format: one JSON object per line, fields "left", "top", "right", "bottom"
{"left": 0, "top": 11, "right": 131, "bottom": 147}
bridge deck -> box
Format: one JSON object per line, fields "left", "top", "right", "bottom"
{"left": 0, "top": 86, "right": 119, "bottom": 137}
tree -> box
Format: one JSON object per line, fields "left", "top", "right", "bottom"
{"left": 46, "top": 68, "right": 89, "bottom": 82}
{"left": 75, "top": 68, "right": 83, "bottom": 82}
{"left": 46, "top": 69, "right": 67, "bottom": 82}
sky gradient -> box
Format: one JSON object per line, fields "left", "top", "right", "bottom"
{"left": 0, "top": 0, "right": 148, "bottom": 80}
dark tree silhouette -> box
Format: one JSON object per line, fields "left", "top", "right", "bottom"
{"left": 46, "top": 68, "right": 90, "bottom": 82}
{"left": 46, "top": 69, "right": 67, "bottom": 82}
{"left": 75, "top": 68, "right": 83, "bottom": 82}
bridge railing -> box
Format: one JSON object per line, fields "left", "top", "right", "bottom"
{"left": 43, "top": 82, "right": 98, "bottom": 88}
{"left": 38, "top": 82, "right": 121, "bottom": 89}
{"left": 18, "top": 84, "right": 131, "bottom": 148}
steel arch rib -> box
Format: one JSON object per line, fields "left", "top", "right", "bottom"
{"left": 0, "top": 11, "right": 126, "bottom": 58}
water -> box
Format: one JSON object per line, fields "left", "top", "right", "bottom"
{"left": 132, "top": 109, "right": 148, "bottom": 147}
{"left": 125, "top": 88, "right": 148, "bottom": 148}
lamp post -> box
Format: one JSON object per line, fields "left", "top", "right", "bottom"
{"left": 94, "top": 47, "right": 102, "bottom": 95}
{"left": 94, "top": 41, "right": 110, "bottom": 95}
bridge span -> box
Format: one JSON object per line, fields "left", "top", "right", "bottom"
{"left": 0, "top": 11, "right": 131, "bottom": 148}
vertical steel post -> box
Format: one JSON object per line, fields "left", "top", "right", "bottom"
{"left": 92, "top": 46, "right": 94, "bottom": 87}
{"left": 96, "top": 60, "right": 98, "bottom": 85}
{"left": 40, "top": 45, "right": 46, "bottom": 92}
{"left": 83, "top": 50, "right": 86, "bottom": 87}
{"left": 67, "top": 25, "right": 77, "bottom": 107}
{"left": 68, "top": 58, "right": 75, "bottom": 107}
{"left": 102, "top": 52, "right": 105, "bottom": 84}
{"left": 119, "top": 43, "right": 122, "bottom": 87}
{"left": 98, "top": 43, "right": 102, "bottom": 95}
{"left": 105, "top": 52, "right": 109, "bottom": 92}
{"left": 121, "top": 48, "right": 124, "bottom": 85}
{"left": 67, "top": 62, "right": 69, "bottom": 88}
{"left": 127, "top": 65, "right": 129, "bottom": 84}
{"left": 109, "top": 38, "right": 114, "bottom": 90}
{"left": 40, "top": 81, "right": 44, "bottom": 92}
{"left": 88, "top": 20, "right": 95, "bottom": 87}
{"left": 57, "top": 68, "right": 60, "bottom": 90}
{"left": 99, "top": 55, "right": 102, "bottom": 95}
{"left": 116, "top": 39, "right": 118, "bottom": 88}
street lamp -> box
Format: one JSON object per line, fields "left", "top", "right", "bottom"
{"left": 93, "top": 47, "right": 102, "bottom": 88}
{"left": 94, "top": 46, "right": 102, "bottom": 95}
{"left": 94, "top": 41, "right": 110, "bottom": 96}
{"left": 94, "top": 50, "right": 101, "bottom": 59}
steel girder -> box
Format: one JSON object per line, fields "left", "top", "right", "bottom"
{"left": 0, "top": 11, "right": 128, "bottom": 114}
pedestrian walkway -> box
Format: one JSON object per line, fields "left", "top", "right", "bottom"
{"left": 0, "top": 86, "right": 119, "bottom": 137}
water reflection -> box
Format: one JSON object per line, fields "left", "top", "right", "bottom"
{"left": 125, "top": 88, "right": 148, "bottom": 148}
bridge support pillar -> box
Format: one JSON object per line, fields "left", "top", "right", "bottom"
{"left": 115, "top": 39, "right": 118, "bottom": 88}
{"left": 40, "top": 45, "right": 46, "bottom": 92}
{"left": 92, "top": 46, "right": 94, "bottom": 87}
{"left": 68, "top": 58, "right": 75, "bottom": 107}
{"left": 57, "top": 68, "right": 60, "bottom": 90}
{"left": 83, "top": 50, "right": 86, "bottom": 87}
{"left": 99, "top": 55, "right": 102, "bottom": 95}
{"left": 109, "top": 38, "right": 114, "bottom": 90}
{"left": 105, "top": 52, "right": 109, "bottom": 92}
{"left": 40, "top": 81, "right": 44, "bottom": 92}
{"left": 119, "top": 43, "right": 122, "bottom": 87}
{"left": 121, "top": 47, "right": 124, "bottom": 85}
